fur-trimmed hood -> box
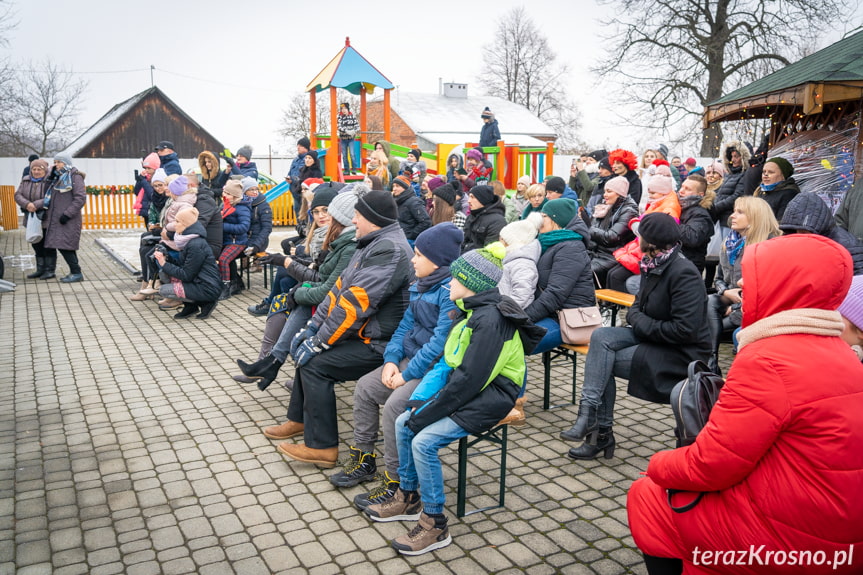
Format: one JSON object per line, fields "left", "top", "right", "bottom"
{"left": 719, "top": 140, "right": 751, "bottom": 172}
{"left": 198, "top": 151, "right": 220, "bottom": 181}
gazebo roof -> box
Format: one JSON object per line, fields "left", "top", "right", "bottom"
{"left": 705, "top": 30, "right": 863, "bottom": 124}
{"left": 305, "top": 37, "right": 393, "bottom": 95}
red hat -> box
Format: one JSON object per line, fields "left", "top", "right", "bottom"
{"left": 684, "top": 157, "right": 697, "bottom": 167}
{"left": 608, "top": 149, "right": 638, "bottom": 172}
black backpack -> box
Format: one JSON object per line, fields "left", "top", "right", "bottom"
{"left": 667, "top": 360, "right": 725, "bottom": 512}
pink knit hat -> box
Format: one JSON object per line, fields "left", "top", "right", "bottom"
{"left": 605, "top": 176, "right": 630, "bottom": 197}
{"left": 142, "top": 153, "right": 161, "bottom": 170}
{"left": 648, "top": 164, "right": 674, "bottom": 196}
{"left": 839, "top": 275, "right": 863, "bottom": 330}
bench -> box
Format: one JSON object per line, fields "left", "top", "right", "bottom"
{"left": 455, "top": 422, "right": 509, "bottom": 518}
{"left": 540, "top": 290, "right": 635, "bottom": 410}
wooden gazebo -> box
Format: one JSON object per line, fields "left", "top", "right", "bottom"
{"left": 704, "top": 30, "right": 863, "bottom": 177}
{"left": 305, "top": 38, "right": 394, "bottom": 181}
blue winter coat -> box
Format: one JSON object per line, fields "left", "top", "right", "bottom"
{"left": 382, "top": 269, "right": 456, "bottom": 382}
{"left": 222, "top": 199, "right": 251, "bottom": 245}
{"left": 159, "top": 153, "right": 182, "bottom": 176}
{"left": 246, "top": 194, "right": 273, "bottom": 252}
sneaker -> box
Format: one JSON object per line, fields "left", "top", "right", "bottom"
{"left": 247, "top": 299, "right": 270, "bottom": 316}
{"left": 329, "top": 446, "right": 377, "bottom": 488}
{"left": 391, "top": 512, "right": 452, "bottom": 556}
{"left": 354, "top": 471, "right": 399, "bottom": 511}
{"left": 364, "top": 488, "right": 421, "bottom": 523}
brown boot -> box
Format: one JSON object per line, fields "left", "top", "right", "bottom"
{"left": 277, "top": 443, "right": 338, "bottom": 468}
{"left": 129, "top": 281, "right": 152, "bottom": 301}
{"left": 262, "top": 420, "right": 304, "bottom": 440}
{"left": 497, "top": 397, "right": 527, "bottom": 426}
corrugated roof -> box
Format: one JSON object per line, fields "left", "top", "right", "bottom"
{"left": 711, "top": 30, "right": 863, "bottom": 106}
{"left": 418, "top": 132, "right": 548, "bottom": 147}
{"left": 375, "top": 92, "right": 557, "bottom": 141}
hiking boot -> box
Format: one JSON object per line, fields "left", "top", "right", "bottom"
{"left": 391, "top": 512, "right": 452, "bottom": 556}
{"left": 262, "top": 420, "right": 304, "bottom": 440}
{"left": 329, "top": 446, "right": 377, "bottom": 488}
{"left": 247, "top": 299, "right": 269, "bottom": 316}
{"left": 365, "top": 488, "right": 421, "bottom": 523}
{"left": 354, "top": 471, "right": 399, "bottom": 511}
{"left": 277, "top": 443, "right": 338, "bottom": 468}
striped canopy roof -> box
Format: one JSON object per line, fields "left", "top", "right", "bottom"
{"left": 305, "top": 37, "right": 394, "bottom": 95}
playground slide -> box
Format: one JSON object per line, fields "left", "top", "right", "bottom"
{"left": 264, "top": 180, "right": 291, "bottom": 203}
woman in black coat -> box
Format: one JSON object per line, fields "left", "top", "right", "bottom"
{"left": 391, "top": 175, "right": 431, "bottom": 241}
{"left": 461, "top": 185, "right": 507, "bottom": 252}
{"left": 588, "top": 175, "right": 639, "bottom": 287}
{"left": 562, "top": 213, "right": 711, "bottom": 460}
{"left": 526, "top": 199, "right": 596, "bottom": 354}
{"left": 753, "top": 157, "right": 800, "bottom": 222}
{"left": 153, "top": 207, "right": 223, "bottom": 320}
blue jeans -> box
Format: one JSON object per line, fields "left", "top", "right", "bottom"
{"left": 340, "top": 139, "right": 359, "bottom": 172}
{"left": 270, "top": 305, "right": 313, "bottom": 363}
{"left": 531, "top": 317, "right": 562, "bottom": 355}
{"left": 266, "top": 268, "right": 298, "bottom": 304}
{"left": 581, "top": 327, "right": 638, "bottom": 427}
{"left": 396, "top": 411, "right": 470, "bottom": 515}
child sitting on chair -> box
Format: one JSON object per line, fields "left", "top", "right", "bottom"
{"left": 363, "top": 244, "right": 545, "bottom": 555}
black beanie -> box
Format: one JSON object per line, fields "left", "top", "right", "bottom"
{"left": 638, "top": 212, "right": 680, "bottom": 249}
{"left": 356, "top": 190, "right": 398, "bottom": 227}
{"left": 297, "top": 136, "right": 311, "bottom": 150}
{"left": 310, "top": 188, "right": 337, "bottom": 211}
{"left": 433, "top": 182, "right": 457, "bottom": 207}
{"left": 544, "top": 176, "right": 566, "bottom": 195}
{"left": 470, "top": 185, "right": 496, "bottom": 207}
{"left": 588, "top": 149, "right": 606, "bottom": 162}
{"left": 598, "top": 156, "right": 612, "bottom": 172}
{"left": 409, "top": 148, "right": 422, "bottom": 161}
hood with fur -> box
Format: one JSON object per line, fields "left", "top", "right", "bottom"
{"left": 720, "top": 140, "right": 751, "bottom": 172}
{"left": 198, "top": 151, "right": 220, "bottom": 181}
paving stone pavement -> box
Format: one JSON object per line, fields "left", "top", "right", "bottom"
{"left": 0, "top": 228, "right": 736, "bottom": 574}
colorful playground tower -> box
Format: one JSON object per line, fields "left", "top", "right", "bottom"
{"left": 304, "top": 38, "right": 555, "bottom": 186}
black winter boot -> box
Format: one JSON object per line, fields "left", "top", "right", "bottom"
{"left": 560, "top": 402, "right": 599, "bottom": 442}
{"left": 174, "top": 303, "right": 200, "bottom": 319}
{"left": 236, "top": 355, "right": 283, "bottom": 390}
{"left": 40, "top": 256, "right": 56, "bottom": 280}
{"left": 27, "top": 257, "right": 45, "bottom": 279}
{"left": 707, "top": 354, "right": 722, "bottom": 377}
{"left": 218, "top": 281, "right": 232, "bottom": 301}
{"left": 568, "top": 427, "right": 615, "bottom": 460}
{"left": 196, "top": 300, "right": 218, "bottom": 319}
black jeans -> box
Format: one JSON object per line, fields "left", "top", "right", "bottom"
{"left": 606, "top": 264, "right": 634, "bottom": 293}
{"left": 287, "top": 340, "right": 383, "bottom": 449}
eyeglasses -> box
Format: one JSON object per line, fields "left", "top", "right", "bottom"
{"left": 311, "top": 208, "right": 329, "bottom": 216}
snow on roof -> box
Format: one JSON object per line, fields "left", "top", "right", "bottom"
{"left": 61, "top": 90, "right": 144, "bottom": 157}
{"left": 374, "top": 91, "right": 557, "bottom": 141}
{"left": 418, "top": 132, "right": 548, "bottom": 147}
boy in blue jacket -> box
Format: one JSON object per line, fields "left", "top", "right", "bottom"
{"left": 331, "top": 224, "right": 463, "bottom": 503}
{"left": 364, "top": 244, "right": 545, "bottom": 555}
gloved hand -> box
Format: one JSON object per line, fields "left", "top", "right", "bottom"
{"left": 290, "top": 320, "right": 319, "bottom": 359}
{"left": 59, "top": 214, "right": 70, "bottom": 225}
{"left": 293, "top": 335, "right": 329, "bottom": 367}
{"left": 258, "top": 253, "right": 286, "bottom": 267}
{"left": 224, "top": 156, "right": 236, "bottom": 168}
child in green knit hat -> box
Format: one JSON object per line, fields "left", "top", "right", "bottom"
{"left": 364, "top": 243, "right": 546, "bottom": 555}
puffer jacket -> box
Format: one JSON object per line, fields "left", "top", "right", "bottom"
{"left": 293, "top": 228, "right": 357, "bottom": 307}
{"left": 222, "top": 197, "right": 251, "bottom": 245}
{"left": 382, "top": 267, "right": 457, "bottom": 382}
{"left": 679, "top": 194, "right": 716, "bottom": 272}
{"left": 623, "top": 169, "right": 643, "bottom": 207}
{"left": 526, "top": 234, "right": 595, "bottom": 323}
{"left": 246, "top": 194, "right": 273, "bottom": 253}
{"left": 194, "top": 190, "right": 223, "bottom": 260}
{"left": 405, "top": 289, "right": 545, "bottom": 435}
{"left": 498, "top": 240, "right": 540, "bottom": 309}
{"left": 628, "top": 235, "right": 863, "bottom": 574}
{"left": 462, "top": 196, "right": 507, "bottom": 252}
{"left": 626, "top": 247, "right": 712, "bottom": 403}
{"left": 394, "top": 189, "right": 431, "bottom": 241}
{"left": 779, "top": 192, "right": 863, "bottom": 275}
{"left": 159, "top": 221, "right": 222, "bottom": 302}
{"left": 754, "top": 177, "right": 800, "bottom": 221}
{"left": 14, "top": 176, "right": 49, "bottom": 230}
{"left": 312, "top": 222, "right": 414, "bottom": 354}
{"left": 589, "top": 196, "right": 639, "bottom": 271}
{"left": 44, "top": 168, "right": 86, "bottom": 251}
{"left": 159, "top": 152, "right": 182, "bottom": 176}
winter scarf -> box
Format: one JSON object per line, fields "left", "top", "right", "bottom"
{"left": 174, "top": 232, "right": 199, "bottom": 251}
{"left": 221, "top": 196, "right": 236, "bottom": 219}
{"left": 639, "top": 244, "right": 679, "bottom": 274}
{"left": 725, "top": 230, "right": 745, "bottom": 265}
{"left": 54, "top": 167, "right": 73, "bottom": 193}
{"left": 416, "top": 266, "right": 450, "bottom": 293}
{"left": 538, "top": 229, "right": 583, "bottom": 254}
{"left": 737, "top": 309, "right": 845, "bottom": 351}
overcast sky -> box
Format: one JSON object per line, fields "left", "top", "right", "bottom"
{"left": 7, "top": 0, "right": 862, "bottom": 158}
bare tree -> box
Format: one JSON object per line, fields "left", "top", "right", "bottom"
{"left": 0, "top": 61, "right": 88, "bottom": 156}
{"left": 478, "top": 6, "right": 582, "bottom": 152}
{"left": 598, "top": 0, "right": 851, "bottom": 156}
{"left": 0, "top": 0, "right": 15, "bottom": 47}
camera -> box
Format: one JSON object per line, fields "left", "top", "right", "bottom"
{"left": 153, "top": 244, "right": 168, "bottom": 255}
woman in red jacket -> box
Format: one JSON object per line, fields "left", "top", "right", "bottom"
{"left": 627, "top": 234, "right": 863, "bottom": 574}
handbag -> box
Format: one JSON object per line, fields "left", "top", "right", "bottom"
{"left": 557, "top": 306, "right": 602, "bottom": 345}
{"left": 25, "top": 212, "right": 43, "bottom": 244}
{"left": 666, "top": 360, "right": 726, "bottom": 513}
{"left": 705, "top": 221, "right": 722, "bottom": 261}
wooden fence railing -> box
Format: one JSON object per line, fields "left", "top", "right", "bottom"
{"left": 1, "top": 184, "right": 296, "bottom": 231}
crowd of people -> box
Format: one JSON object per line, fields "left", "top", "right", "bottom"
{"left": 14, "top": 130, "right": 863, "bottom": 567}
